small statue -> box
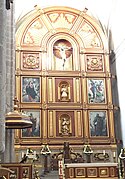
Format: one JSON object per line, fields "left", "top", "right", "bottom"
{"left": 61, "top": 117, "right": 70, "bottom": 135}
{"left": 61, "top": 85, "right": 68, "bottom": 98}
{"left": 60, "top": 84, "right": 69, "bottom": 101}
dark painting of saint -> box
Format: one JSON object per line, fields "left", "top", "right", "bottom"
{"left": 89, "top": 111, "right": 108, "bottom": 137}
{"left": 22, "top": 110, "right": 40, "bottom": 138}
{"left": 22, "top": 77, "right": 40, "bottom": 102}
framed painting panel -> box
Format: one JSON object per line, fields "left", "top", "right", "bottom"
{"left": 21, "top": 110, "right": 41, "bottom": 138}
{"left": 22, "top": 167, "right": 30, "bottom": 178}
{"left": 21, "top": 76, "right": 40, "bottom": 103}
{"left": 9, "top": 167, "right": 19, "bottom": 179}
{"left": 75, "top": 168, "right": 86, "bottom": 177}
{"left": 89, "top": 110, "right": 108, "bottom": 137}
{"left": 87, "top": 78, "right": 106, "bottom": 104}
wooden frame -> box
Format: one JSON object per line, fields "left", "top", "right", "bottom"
{"left": 9, "top": 167, "right": 19, "bottom": 178}
{"left": 1, "top": 164, "right": 32, "bottom": 179}
{"left": 99, "top": 168, "right": 109, "bottom": 177}
{"left": 21, "top": 109, "right": 41, "bottom": 138}
{"left": 75, "top": 168, "right": 86, "bottom": 177}
{"left": 87, "top": 168, "right": 97, "bottom": 177}
{"left": 88, "top": 110, "right": 108, "bottom": 137}
{"left": 21, "top": 76, "right": 41, "bottom": 103}
{"left": 87, "top": 78, "right": 106, "bottom": 104}
{"left": 22, "top": 167, "right": 30, "bottom": 178}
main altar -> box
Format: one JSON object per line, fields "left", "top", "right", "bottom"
{"left": 8, "top": 4, "right": 121, "bottom": 178}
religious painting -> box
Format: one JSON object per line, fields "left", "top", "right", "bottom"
{"left": 87, "top": 78, "right": 106, "bottom": 104}
{"left": 21, "top": 110, "right": 40, "bottom": 138}
{"left": 53, "top": 39, "right": 73, "bottom": 70}
{"left": 89, "top": 111, "right": 108, "bottom": 137}
{"left": 21, "top": 77, "right": 40, "bottom": 103}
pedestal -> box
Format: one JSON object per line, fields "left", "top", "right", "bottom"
{"left": 43, "top": 155, "right": 49, "bottom": 174}
{"left": 86, "top": 154, "right": 91, "bottom": 163}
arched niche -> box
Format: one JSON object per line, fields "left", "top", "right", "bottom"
{"left": 59, "top": 113, "right": 72, "bottom": 136}
{"left": 46, "top": 33, "right": 80, "bottom": 71}
{"left": 58, "top": 80, "right": 71, "bottom": 102}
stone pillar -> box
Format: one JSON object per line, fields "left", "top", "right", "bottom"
{"left": 0, "top": 0, "right": 7, "bottom": 161}
{"left": 4, "top": 1, "right": 15, "bottom": 162}
{"left": 0, "top": 0, "right": 15, "bottom": 163}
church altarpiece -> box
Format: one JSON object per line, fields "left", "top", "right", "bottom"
{"left": 15, "top": 6, "right": 116, "bottom": 163}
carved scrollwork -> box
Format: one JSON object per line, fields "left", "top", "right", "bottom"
{"left": 86, "top": 56, "right": 103, "bottom": 71}
{"left": 94, "top": 152, "right": 109, "bottom": 161}
{"left": 22, "top": 53, "right": 40, "bottom": 69}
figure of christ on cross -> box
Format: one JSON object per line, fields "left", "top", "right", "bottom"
{"left": 53, "top": 45, "right": 72, "bottom": 70}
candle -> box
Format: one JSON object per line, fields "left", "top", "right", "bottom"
{"left": 22, "top": 152, "right": 24, "bottom": 158}
{"left": 34, "top": 151, "right": 36, "bottom": 156}
{"left": 113, "top": 151, "right": 116, "bottom": 158}
{"left": 103, "top": 150, "right": 105, "bottom": 155}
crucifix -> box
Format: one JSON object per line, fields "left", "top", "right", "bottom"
{"left": 54, "top": 45, "right": 72, "bottom": 70}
